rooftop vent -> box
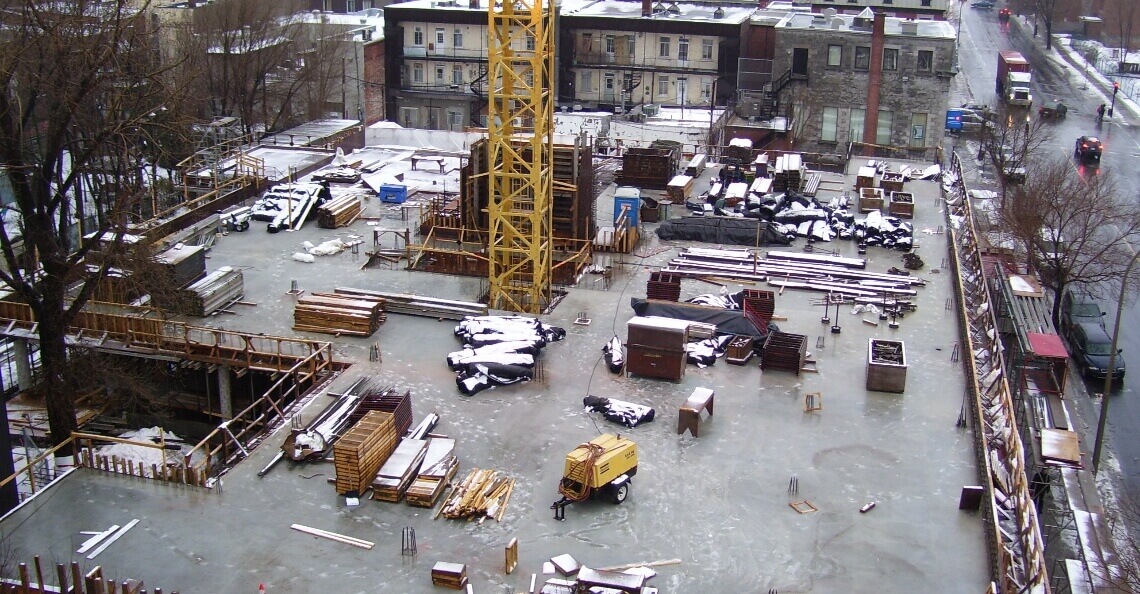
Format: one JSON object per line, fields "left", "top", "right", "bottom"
{"left": 900, "top": 19, "right": 918, "bottom": 35}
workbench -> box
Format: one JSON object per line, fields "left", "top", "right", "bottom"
{"left": 677, "top": 387, "right": 714, "bottom": 437}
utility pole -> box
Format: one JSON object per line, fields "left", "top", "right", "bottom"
{"left": 1092, "top": 248, "right": 1140, "bottom": 474}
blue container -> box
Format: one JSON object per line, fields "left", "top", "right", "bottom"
{"left": 613, "top": 187, "right": 641, "bottom": 227}
{"left": 379, "top": 184, "right": 408, "bottom": 204}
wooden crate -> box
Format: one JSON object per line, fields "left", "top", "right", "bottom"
{"left": 867, "top": 339, "right": 907, "bottom": 393}
{"left": 627, "top": 316, "right": 690, "bottom": 349}
{"left": 761, "top": 332, "right": 807, "bottom": 375}
{"left": 888, "top": 192, "right": 914, "bottom": 219}
{"left": 333, "top": 410, "right": 397, "bottom": 495}
{"left": 880, "top": 172, "right": 905, "bottom": 193}
{"left": 858, "top": 187, "right": 885, "bottom": 213}
{"left": 725, "top": 335, "right": 755, "bottom": 365}
{"left": 626, "top": 344, "right": 685, "bottom": 380}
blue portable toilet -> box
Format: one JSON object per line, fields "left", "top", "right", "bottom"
{"left": 379, "top": 184, "right": 408, "bottom": 204}
{"left": 613, "top": 186, "right": 641, "bottom": 227}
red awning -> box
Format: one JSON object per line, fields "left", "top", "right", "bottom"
{"left": 1027, "top": 332, "right": 1068, "bottom": 359}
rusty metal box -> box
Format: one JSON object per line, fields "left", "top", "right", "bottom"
{"left": 866, "top": 339, "right": 907, "bottom": 393}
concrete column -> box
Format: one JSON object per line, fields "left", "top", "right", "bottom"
{"left": 12, "top": 339, "right": 32, "bottom": 392}
{"left": 217, "top": 366, "right": 233, "bottom": 420}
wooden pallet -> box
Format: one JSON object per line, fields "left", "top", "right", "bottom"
{"left": 317, "top": 195, "right": 363, "bottom": 229}
{"left": 333, "top": 411, "right": 397, "bottom": 495}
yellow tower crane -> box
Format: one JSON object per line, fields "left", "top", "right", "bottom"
{"left": 486, "top": 0, "right": 555, "bottom": 313}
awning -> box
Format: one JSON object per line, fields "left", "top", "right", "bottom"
{"left": 1027, "top": 332, "right": 1068, "bottom": 359}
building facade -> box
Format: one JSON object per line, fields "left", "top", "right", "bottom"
{"left": 771, "top": 9, "right": 955, "bottom": 154}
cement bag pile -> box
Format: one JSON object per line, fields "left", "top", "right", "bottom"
{"left": 853, "top": 210, "right": 914, "bottom": 250}
{"left": 583, "top": 395, "right": 655, "bottom": 428}
{"left": 452, "top": 315, "right": 565, "bottom": 396}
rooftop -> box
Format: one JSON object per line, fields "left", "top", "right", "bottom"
{"left": 562, "top": 0, "right": 756, "bottom": 23}
{"left": 778, "top": 11, "right": 956, "bottom": 38}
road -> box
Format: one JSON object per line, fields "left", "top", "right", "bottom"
{"left": 952, "top": 3, "right": 1140, "bottom": 496}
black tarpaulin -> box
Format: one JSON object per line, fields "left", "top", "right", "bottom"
{"left": 630, "top": 298, "right": 775, "bottom": 339}
{"left": 655, "top": 217, "right": 791, "bottom": 246}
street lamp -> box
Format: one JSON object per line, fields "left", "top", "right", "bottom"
{"left": 1109, "top": 81, "right": 1120, "bottom": 118}
{"left": 1091, "top": 248, "right": 1140, "bottom": 474}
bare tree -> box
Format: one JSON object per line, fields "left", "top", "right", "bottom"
{"left": 785, "top": 83, "right": 826, "bottom": 149}
{"left": 1033, "top": 0, "right": 1058, "bottom": 48}
{"left": 0, "top": 0, "right": 194, "bottom": 446}
{"left": 977, "top": 101, "right": 1053, "bottom": 204}
{"left": 998, "top": 158, "right": 1140, "bottom": 329}
{"left": 1103, "top": 0, "right": 1139, "bottom": 60}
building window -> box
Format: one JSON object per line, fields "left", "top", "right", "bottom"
{"left": 827, "top": 45, "right": 842, "bottom": 67}
{"left": 658, "top": 76, "right": 669, "bottom": 96}
{"left": 882, "top": 0, "right": 891, "bottom": 4}
{"left": 581, "top": 71, "right": 593, "bottom": 92}
{"left": 659, "top": 37, "right": 670, "bottom": 58}
{"left": 917, "top": 50, "right": 934, "bottom": 73}
{"left": 700, "top": 80, "right": 712, "bottom": 100}
{"left": 582, "top": 32, "right": 592, "bottom": 49}
{"left": 346, "top": 0, "right": 356, "bottom": 11}
{"left": 876, "top": 110, "right": 893, "bottom": 145}
{"left": 436, "top": 28, "right": 445, "bottom": 46}
{"left": 855, "top": 46, "right": 870, "bottom": 70}
{"left": 452, "top": 65, "right": 463, "bottom": 85}
{"left": 436, "top": 66, "right": 445, "bottom": 82}
{"left": 883, "top": 48, "right": 899, "bottom": 71}
{"left": 413, "top": 63, "right": 424, "bottom": 83}
{"left": 606, "top": 35, "right": 615, "bottom": 54}
{"left": 604, "top": 73, "right": 615, "bottom": 91}
{"left": 821, "top": 107, "right": 839, "bottom": 142}
{"left": 323, "top": 0, "right": 331, "bottom": 11}
{"left": 921, "top": 0, "right": 932, "bottom": 5}
{"left": 363, "top": 0, "right": 372, "bottom": 9}
{"left": 678, "top": 38, "right": 689, "bottom": 61}
{"left": 454, "top": 29, "right": 463, "bottom": 48}
{"left": 849, "top": 108, "right": 865, "bottom": 142}
{"left": 526, "top": 35, "right": 535, "bottom": 51}
{"left": 628, "top": 35, "right": 635, "bottom": 57}
{"left": 702, "top": 39, "right": 714, "bottom": 60}
{"left": 413, "top": 27, "right": 423, "bottom": 46}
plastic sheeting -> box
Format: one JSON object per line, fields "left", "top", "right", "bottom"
{"left": 655, "top": 217, "right": 792, "bottom": 246}
{"left": 630, "top": 298, "right": 777, "bottom": 339}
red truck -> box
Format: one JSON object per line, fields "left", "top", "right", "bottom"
{"left": 996, "top": 50, "right": 1033, "bottom": 107}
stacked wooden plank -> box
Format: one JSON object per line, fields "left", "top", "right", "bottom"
{"left": 772, "top": 153, "right": 803, "bottom": 192}
{"left": 316, "top": 195, "right": 363, "bottom": 229}
{"left": 646, "top": 271, "right": 681, "bottom": 302}
{"left": 333, "top": 410, "right": 397, "bottom": 495}
{"left": 155, "top": 244, "right": 207, "bottom": 288}
{"left": 406, "top": 437, "right": 458, "bottom": 508}
{"left": 182, "top": 267, "right": 244, "bottom": 316}
{"left": 346, "top": 386, "right": 413, "bottom": 437}
{"left": 334, "top": 287, "right": 487, "bottom": 320}
{"left": 439, "top": 468, "right": 515, "bottom": 522}
{"left": 293, "top": 292, "right": 386, "bottom": 337}
{"left": 371, "top": 438, "right": 428, "bottom": 502}
{"left": 431, "top": 562, "right": 468, "bottom": 590}
{"left": 761, "top": 332, "right": 808, "bottom": 375}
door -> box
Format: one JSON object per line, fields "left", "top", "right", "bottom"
{"left": 676, "top": 78, "right": 687, "bottom": 106}
{"left": 792, "top": 48, "right": 809, "bottom": 76}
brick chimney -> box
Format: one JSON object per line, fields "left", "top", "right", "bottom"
{"left": 861, "top": 12, "right": 885, "bottom": 150}
{"left": 643, "top": 0, "right": 652, "bottom": 17}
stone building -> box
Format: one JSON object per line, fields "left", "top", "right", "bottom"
{"left": 771, "top": 9, "right": 956, "bottom": 154}
{"left": 770, "top": 0, "right": 949, "bottom": 20}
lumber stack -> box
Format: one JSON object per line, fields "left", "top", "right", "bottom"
{"left": 772, "top": 153, "right": 803, "bottom": 192}
{"left": 431, "top": 562, "right": 468, "bottom": 590}
{"left": 155, "top": 244, "right": 207, "bottom": 288}
{"left": 316, "top": 195, "right": 363, "bottom": 229}
{"left": 182, "top": 267, "right": 244, "bottom": 316}
{"left": 293, "top": 292, "right": 386, "bottom": 337}
{"left": 335, "top": 287, "right": 488, "bottom": 320}
{"left": 371, "top": 438, "right": 428, "bottom": 502}
{"left": 439, "top": 468, "right": 515, "bottom": 522}
{"left": 347, "top": 386, "right": 414, "bottom": 438}
{"left": 406, "top": 438, "right": 458, "bottom": 508}
{"left": 333, "top": 410, "right": 397, "bottom": 495}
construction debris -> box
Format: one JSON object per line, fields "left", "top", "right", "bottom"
{"left": 335, "top": 287, "right": 488, "bottom": 320}
{"left": 439, "top": 468, "right": 515, "bottom": 522}
{"left": 371, "top": 438, "right": 428, "bottom": 503}
{"left": 406, "top": 438, "right": 458, "bottom": 508}
{"left": 293, "top": 292, "right": 386, "bottom": 337}
{"left": 290, "top": 524, "right": 374, "bottom": 550}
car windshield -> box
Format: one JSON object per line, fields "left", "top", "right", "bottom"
{"left": 1072, "top": 303, "right": 1101, "bottom": 317}
{"left": 1087, "top": 342, "right": 1115, "bottom": 356}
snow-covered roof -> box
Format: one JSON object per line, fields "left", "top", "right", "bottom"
{"left": 562, "top": 0, "right": 755, "bottom": 24}
{"left": 778, "top": 12, "right": 956, "bottom": 38}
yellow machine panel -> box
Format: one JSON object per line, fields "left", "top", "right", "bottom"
{"left": 563, "top": 434, "right": 638, "bottom": 488}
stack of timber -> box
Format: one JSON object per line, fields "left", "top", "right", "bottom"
{"left": 155, "top": 244, "right": 207, "bottom": 288}
{"left": 431, "top": 562, "right": 469, "bottom": 590}
{"left": 761, "top": 332, "right": 808, "bottom": 375}
{"left": 439, "top": 468, "right": 515, "bottom": 522}
{"left": 333, "top": 410, "right": 397, "bottom": 495}
{"left": 347, "top": 385, "right": 414, "bottom": 437}
{"left": 772, "top": 154, "right": 804, "bottom": 192}
{"left": 293, "top": 292, "right": 386, "bottom": 336}
{"left": 371, "top": 438, "right": 428, "bottom": 502}
{"left": 661, "top": 247, "right": 925, "bottom": 298}
{"left": 335, "top": 287, "right": 487, "bottom": 320}
{"left": 406, "top": 437, "right": 459, "bottom": 507}
{"left": 316, "top": 194, "right": 363, "bottom": 229}
{"left": 646, "top": 271, "right": 682, "bottom": 302}
{"left": 182, "top": 267, "right": 244, "bottom": 316}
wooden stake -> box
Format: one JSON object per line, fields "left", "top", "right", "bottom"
{"left": 290, "top": 524, "right": 374, "bottom": 550}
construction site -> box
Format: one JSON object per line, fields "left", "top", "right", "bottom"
{"left": 0, "top": 0, "right": 1089, "bottom": 592}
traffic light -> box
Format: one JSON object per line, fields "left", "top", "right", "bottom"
{"left": 1114, "top": 81, "right": 1120, "bottom": 96}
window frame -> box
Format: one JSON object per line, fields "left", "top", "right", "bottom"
{"left": 436, "top": 28, "right": 445, "bottom": 46}
{"left": 678, "top": 38, "right": 689, "bottom": 61}
{"left": 659, "top": 36, "right": 670, "bottom": 58}
{"left": 413, "top": 63, "right": 424, "bottom": 83}
{"left": 827, "top": 44, "right": 842, "bottom": 68}
{"left": 413, "top": 27, "right": 424, "bottom": 46}
{"left": 917, "top": 49, "right": 934, "bottom": 73}
{"left": 854, "top": 46, "right": 870, "bottom": 70}
{"left": 702, "top": 39, "right": 714, "bottom": 60}
{"left": 876, "top": 110, "right": 893, "bottom": 145}
{"left": 821, "top": 107, "right": 839, "bottom": 142}
{"left": 453, "top": 28, "right": 463, "bottom": 48}
{"left": 657, "top": 76, "right": 669, "bottom": 96}
{"left": 883, "top": 48, "right": 899, "bottom": 71}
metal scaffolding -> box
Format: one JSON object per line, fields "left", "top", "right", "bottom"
{"left": 485, "top": 0, "right": 555, "bottom": 313}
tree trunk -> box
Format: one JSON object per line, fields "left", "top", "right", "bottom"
{"left": 37, "top": 279, "right": 78, "bottom": 448}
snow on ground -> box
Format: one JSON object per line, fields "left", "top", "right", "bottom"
{"left": 1051, "top": 32, "right": 1140, "bottom": 118}
{"left": 97, "top": 427, "right": 188, "bottom": 469}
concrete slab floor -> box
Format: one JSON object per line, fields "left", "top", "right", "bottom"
{"left": 0, "top": 160, "right": 990, "bottom": 593}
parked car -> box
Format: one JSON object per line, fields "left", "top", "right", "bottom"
{"left": 959, "top": 111, "right": 996, "bottom": 131}
{"left": 1038, "top": 99, "right": 1067, "bottom": 119}
{"left": 1069, "top": 322, "right": 1125, "bottom": 381}
{"left": 971, "top": 0, "right": 995, "bottom": 9}
{"left": 1075, "top": 135, "right": 1103, "bottom": 164}
{"left": 1061, "top": 291, "right": 1106, "bottom": 334}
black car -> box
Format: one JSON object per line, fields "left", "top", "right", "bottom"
{"left": 1070, "top": 322, "right": 1125, "bottom": 381}
{"left": 1075, "top": 136, "right": 1103, "bottom": 163}
{"left": 1061, "top": 291, "right": 1106, "bottom": 334}
{"left": 971, "top": 0, "right": 995, "bottom": 8}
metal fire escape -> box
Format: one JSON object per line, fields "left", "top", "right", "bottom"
{"left": 486, "top": 0, "right": 555, "bottom": 313}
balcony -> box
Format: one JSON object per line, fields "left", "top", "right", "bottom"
{"left": 574, "top": 51, "right": 635, "bottom": 67}
{"left": 403, "top": 45, "right": 487, "bottom": 62}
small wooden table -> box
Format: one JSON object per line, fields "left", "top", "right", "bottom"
{"left": 677, "top": 387, "right": 715, "bottom": 437}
